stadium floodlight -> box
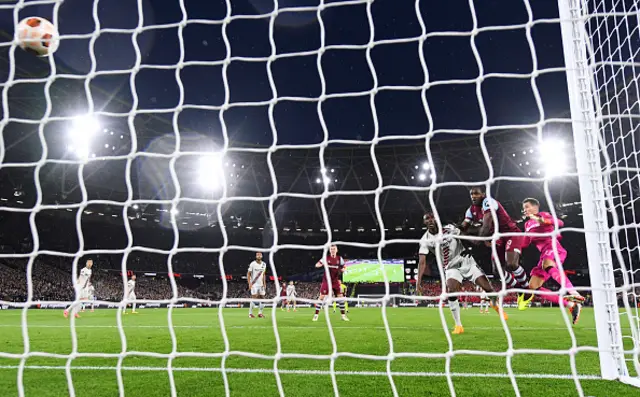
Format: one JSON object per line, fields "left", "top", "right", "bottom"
{"left": 199, "top": 154, "right": 224, "bottom": 188}
{"left": 67, "top": 115, "right": 100, "bottom": 159}
{"left": 315, "top": 178, "right": 321, "bottom": 184}
{"left": 418, "top": 173, "right": 427, "bottom": 181}
{"left": 422, "top": 162, "right": 430, "bottom": 170}
{"left": 539, "top": 139, "right": 567, "bottom": 178}
{"left": 198, "top": 153, "right": 224, "bottom": 190}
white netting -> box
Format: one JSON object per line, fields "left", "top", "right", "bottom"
{"left": 583, "top": 0, "right": 640, "bottom": 378}
{"left": 0, "top": 0, "right": 639, "bottom": 396}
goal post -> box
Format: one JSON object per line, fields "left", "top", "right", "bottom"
{"left": 558, "top": 0, "right": 640, "bottom": 385}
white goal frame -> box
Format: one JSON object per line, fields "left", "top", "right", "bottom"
{"left": 558, "top": 0, "right": 640, "bottom": 386}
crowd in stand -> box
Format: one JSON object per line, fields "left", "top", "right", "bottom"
{"left": 2, "top": 257, "right": 592, "bottom": 307}
{"left": 0, "top": 259, "right": 329, "bottom": 303}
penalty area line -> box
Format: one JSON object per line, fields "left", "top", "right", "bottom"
{"left": 0, "top": 365, "right": 602, "bottom": 380}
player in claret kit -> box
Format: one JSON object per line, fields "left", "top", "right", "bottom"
{"left": 279, "top": 282, "right": 287, "bottom": 311}
{"left": 333, "top": 282, "right": 348, "bottom": 313}
{"left": 518, "top": 198, "right": 584, "bottom": 324}
{"left": 313, "top": 244, "right": 349, "bottom": 322}
{"left": 468, "top": 186, "right": 530, "bottom": 290}
{"left": 417, "top": 212, "right": 507, "bottom": 335}
{"left": 248, "top": 252, "right": 267, "bottom": 318}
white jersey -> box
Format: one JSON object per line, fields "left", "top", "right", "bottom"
{"left": 286, "top": 284, "right": 296, "bottom": 297}
{"left": 127, "top": 280, "right": 136, "bottom": 296}
{"left": 248, "top": 261, "right": 267, "bottom": 287}
{"left": 78, "top": 267, "right": 92, "bottom": 289}
{"left": 419, "top": 225, "right": 465, "bottom": 269}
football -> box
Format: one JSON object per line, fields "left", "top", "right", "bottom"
{"left": 16, "top": 16, "right": 59, "bottom": 56}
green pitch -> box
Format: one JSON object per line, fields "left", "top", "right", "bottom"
{"left": 343, "top": 263, "right": 405, "bottom": 283}
{"left": 0, "top": 307, "right": 637, "bottom": 396}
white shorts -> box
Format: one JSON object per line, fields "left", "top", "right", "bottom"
{"left": 77, "top": 287, "right": 90, "bottom": 300}
{"left": 287, "top": 295, "right": 296, "bottom": 301}
{"left": 445, "top": 257, "right": 485, "bottom": 284}
{"left": 127, "top": 293, "right": 136, "bottom": 301}
{"left": 251, "top": 285, "right": 266, "bottom": 296}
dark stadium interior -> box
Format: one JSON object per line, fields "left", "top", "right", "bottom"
{"left": 0, "top": 0, "right": 638, "bottom": 304}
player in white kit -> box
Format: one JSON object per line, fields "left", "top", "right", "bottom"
{"left": 123, "top": 275, "right": 138, "bottom": 314}
{"left": 286, "top": 281, "right": 297, "bottom": 312}
{"left": 64, "top": 259, "right": 93, "bottom": 319}
{"left": 81, "top": 283, "right": 95, "bottom": 313}
{"left": 247, "top": 252, "right": 267, "bottom": 318}
{"left": 477, "top": 285, "right": 490, "bottom": 314}
{"left": 417, "top": 213, "right": 507, "bottom": 334}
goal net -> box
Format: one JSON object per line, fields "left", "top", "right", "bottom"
{"left": 0, "top": 0, "right": 639, "bottom": 396}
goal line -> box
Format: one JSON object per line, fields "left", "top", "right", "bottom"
{"left": 0, "top": 365, "right": 603, "bottom": 381}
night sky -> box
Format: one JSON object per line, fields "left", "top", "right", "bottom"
{"left": 3, "top": 0, "right": 571, "bottom": 147}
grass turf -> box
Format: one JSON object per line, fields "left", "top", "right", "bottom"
{"left": 0, "top": 306, "right": 637, "bottom": 396}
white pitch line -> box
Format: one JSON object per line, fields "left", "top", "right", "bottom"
{"left": 0, "top": 365, "right": 602, "bottom": 380}
{"left": 0, "top": 324, "right": 600, "bottom": 331}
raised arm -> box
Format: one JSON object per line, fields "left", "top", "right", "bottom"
{"left": 459, "top": 207, "right": 474, "bottom": 232}
{"left": 478, "top": 211, "right": 494, "bottom": 237}
{"left": 533, "top": 212, "right": 565, "bottom": 228}
{"left": 416, "top": 253, "right": 431, "bottom": 295}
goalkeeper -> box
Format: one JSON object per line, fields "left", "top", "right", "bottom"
{"left": 333, "top": 282, "right": 348, "bottom": 314}
{"left": 417, "top": 212, "right": 507, "bottom": 335}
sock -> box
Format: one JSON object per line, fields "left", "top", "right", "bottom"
{"left": 338, "top": 300, "right": 345, "bottom": 315}
{"left": 546, "top": 266, "right": 577, "bottom": 294}
{"left": 91, "top": 303, "right": 94, "bottom": 310}
{"left": 345, "top": 301, "right": 349, "bottom": 312}
{"left": 249, "top": 301, "right": 255, "bottom": 315}
{"left": 258, "top": 302, "right": 264, "bottom": 314}
{"left": 539, "top": 287, "right": 574, "bottom": 308}
{"left": 504, "top": 272, "right": 517, "bottom": 288}
{"left": 333, "top": 301, "right": 337, "bottom": 311}
{"left": 448, "top": 299, "right": 462, "bottom": 326}
{"left": 512, "top": 266, "right": 529, "bottom": 288}
{"left": 132, "top": 303, "right": 136, "bottom": 312}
